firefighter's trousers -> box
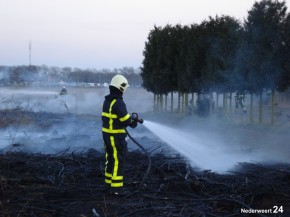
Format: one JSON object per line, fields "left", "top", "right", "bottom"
{"left": 103, "top": 133, "right": 128, "bottom": 190}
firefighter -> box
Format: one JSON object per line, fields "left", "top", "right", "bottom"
{"left": 235, "top": 92, "right": 247, "bottom": 113}
{"left": 102, "top": 75, "right": 139, "bottom": 195}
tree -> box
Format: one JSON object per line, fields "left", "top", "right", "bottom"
{"left": 277, "top": 10, "right": 290, "bottom": 91}
{"left": 198, "top": 16, "right": 241, "bottom": 117}
{"left": 141, "top": 25, "right": 178, "bottom": 111}
{"left": 243, "top": 0, "right": 288, "bottom": 124}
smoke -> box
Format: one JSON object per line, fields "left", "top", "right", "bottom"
{"left": 0, "top": 86, "right": 153, "bottom": 154}
{"left": 0, "top": 87, "right": 153, "bottom": 115}
{"left": 1, "top": 86, "right": 289, "bottom": 173}
{"left": 0, "top": 118, "right": 102, "bottom": 154}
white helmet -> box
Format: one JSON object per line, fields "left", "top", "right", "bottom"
{"left": 110, "top": 75, "right": 129, "bottom": 92}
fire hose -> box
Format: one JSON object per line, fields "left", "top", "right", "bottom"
{"left": 125, "top": 113, "right": 151, "bottom": 192}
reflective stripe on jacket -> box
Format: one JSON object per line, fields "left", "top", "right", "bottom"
{"left": 102, "top": 97, "right": 131, "bottom": 134}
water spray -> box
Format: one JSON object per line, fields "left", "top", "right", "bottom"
{"left": 142, "top": 120, "right": 262, "bottom": 173}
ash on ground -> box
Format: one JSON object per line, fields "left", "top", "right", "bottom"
{"left": 0, "top": 109, "right": 290, "bottom": 217}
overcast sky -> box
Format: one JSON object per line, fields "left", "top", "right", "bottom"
{"left": 0, "top": 0, "right": 267, "bottom": 69}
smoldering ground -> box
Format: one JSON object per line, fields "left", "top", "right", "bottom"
{"left": 0, "top": 86, "right": 290, "bottom": 173}
{"left": 1, "top": 86, "right": 290, "bottom": 216}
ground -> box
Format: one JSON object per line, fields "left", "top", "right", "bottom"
{"left": 0, "top": 87, "right": 290, "bottom": 216}
{"left": 1, "top": 148, "right": 290, "bottom": 217}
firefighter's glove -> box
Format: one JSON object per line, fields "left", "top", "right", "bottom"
{"left": 129, "top": 119, "right": 138, "bottom": 128}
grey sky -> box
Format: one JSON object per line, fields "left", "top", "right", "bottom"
{"left": 0, "top": 0, "right": 263, "bottom": 69}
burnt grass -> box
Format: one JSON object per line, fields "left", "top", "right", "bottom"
{"left": 0, "top": 109, "right": 290, "bottom": 217}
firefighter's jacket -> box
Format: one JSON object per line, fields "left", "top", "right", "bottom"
{"left": 102, "top": 89, "right": 132, "bottom": 136}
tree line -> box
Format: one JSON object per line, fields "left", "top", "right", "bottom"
{"left": 141, "top": 0, "right": 290, "bottom": 124}
{"left": 0, "top": 65, "right": 142, "bottom": 87}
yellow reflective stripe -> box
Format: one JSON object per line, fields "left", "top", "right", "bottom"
{"left": 102, "top": 112, "right": 118, "bottom": 118}
{"left": 105, "top": 172, "right": 112, "bottom": 178}
{"left": 109, "top": 99, "right": 116, "bottom": 113}
{"left": 112, "top": 176, "right": 123, "bottom": 181}
{"left": 102, "top": 128, "right": 126, "bottom": 134}
{"left": 119, "top": 113, "right": 130, "bottom": 122}
{"left": 105, "top": 179, "right": 112, "bottom": 184}
{"left": 111, "top": 182, "right": 123, "bottom": 187}
{"left": 102, "top": 98, "right": 127, "bottom": 134}
{"left": 109, "top": 99, "right": 117, "bottom": 130}
{"left": 110, "top": 136, "right": 119, "bottom": 179}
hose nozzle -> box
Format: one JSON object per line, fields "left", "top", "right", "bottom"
{"left": 132, "top": 112, "right": 143, "bottom": 124}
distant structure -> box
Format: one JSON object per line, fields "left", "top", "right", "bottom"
{"left": 29, "top": 40, "right": 32, "bottom": 66}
